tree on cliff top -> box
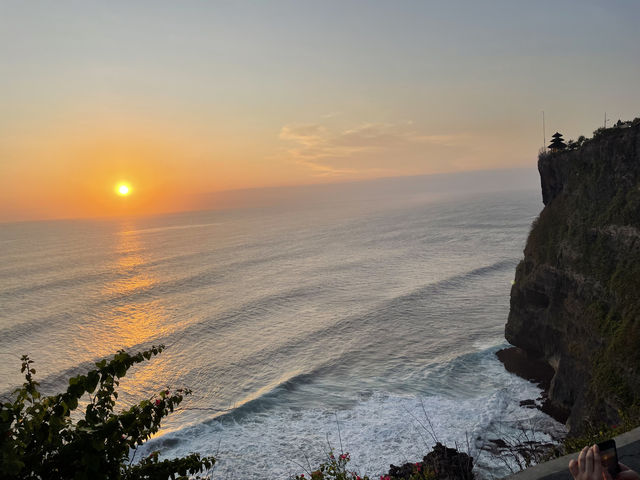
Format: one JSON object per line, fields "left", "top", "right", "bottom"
{"left": 0, "top": 345, "right": 214, "bottom": 480}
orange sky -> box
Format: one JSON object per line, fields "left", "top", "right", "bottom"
{"left": 1, "top": 2, "right": 639, "bottom": 222}
{"left": 0, "top": 109, "right": 536, "bottom": 221}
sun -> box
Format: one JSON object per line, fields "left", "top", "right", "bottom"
{"left": 116, "top": 184, "right": 131, "bottom": 196}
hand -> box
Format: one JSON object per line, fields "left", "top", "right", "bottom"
{"left": 616, "top": 463, "right": 640, "bottom": 480}
{"left": 569, "top": 445, "right": 640, "bottom": 480}
{"left": 569, "top": 445, "right": 605, "bottom": 480}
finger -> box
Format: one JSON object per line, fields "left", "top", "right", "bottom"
{"left": 618, "top": 463, "right": 630, "bottom": 472}
{"left": 585, "top": 445, "right": 594, "bottom": 475}
{"left": 569, "top": 459, "right": 580, "bottom": 478}
{"left": 592, "top": 445, "right": 603, "bottom": 479}
{"left": 579, "top": 446, "right": 589, "bottom": 470}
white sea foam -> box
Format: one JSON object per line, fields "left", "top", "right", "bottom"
{"left": 138, "top": 352, "right": 565, "bottom": 480}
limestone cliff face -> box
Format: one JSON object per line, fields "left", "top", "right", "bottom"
{"left": 506, "top": 119, "right": 640, "bottom": 433}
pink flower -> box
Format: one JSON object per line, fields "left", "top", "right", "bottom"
{"left": 165, "top": 389, "right": 170, "bottom": 395}
{"left": 155, "top": 399, "right": 161, "bottom": 406}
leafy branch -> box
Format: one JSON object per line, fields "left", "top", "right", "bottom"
{"left": 0, "top": 345, "right": 215, "bottom": 480}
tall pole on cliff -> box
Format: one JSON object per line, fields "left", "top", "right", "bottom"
{"left": 542, "top": 111, "right": 546, "bottom": 150}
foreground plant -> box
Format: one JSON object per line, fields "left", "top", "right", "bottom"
{"left": 562, "top": 406, "right": 640, "bottom": 455}
{"left": 295, "top": 451, "right": 370, "bottom": 480}
{"left": 294, "top": 450, "right": 443, "bottom": 480}
{"left": 0, "top": 345, "right": 214, "bottom": 479}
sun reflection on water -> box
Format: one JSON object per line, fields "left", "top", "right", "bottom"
{"left": 92, "top": 221, "right": 170, "bottom": 358}
{"left": 85, "top": 221, "right": 179, "bottom": 408}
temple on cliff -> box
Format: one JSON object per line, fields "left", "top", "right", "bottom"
{"left": 548, "top": 132, "right": 567, "bottom": 151}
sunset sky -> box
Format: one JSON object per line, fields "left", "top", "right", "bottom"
{"left": 2, "top": 1, "right": 640, "bottom": 221}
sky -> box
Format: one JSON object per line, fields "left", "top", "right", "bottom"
{"left": 1, "top": 0, "right": 640, "bottom": 221}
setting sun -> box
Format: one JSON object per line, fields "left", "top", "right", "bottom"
{"left": 117, "top": 184, "right": 130, "bottom": 196}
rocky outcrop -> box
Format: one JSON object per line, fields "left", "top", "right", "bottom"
{"left": 387, "top": 443, "right": 474, "bottom": 480}
{"left": 505, "top": 119, "right": 640, "bottom": 434}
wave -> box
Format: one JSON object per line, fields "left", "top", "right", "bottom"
{"left": 0, "top": 270, "right": 112, "bottom": 301}
{"left": 120, "top": 222, "right": 223, "bottom": 236}
{"left": 0, "top": 257, "right": 518, "bottom": 399}
{"left": 134, "top": 346, "right": 565, "bottom": 480}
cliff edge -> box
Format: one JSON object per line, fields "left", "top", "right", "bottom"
{"left": 505, "top": 118, "right": 640, "bottom": 434}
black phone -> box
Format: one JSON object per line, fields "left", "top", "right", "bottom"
{"left": 597, "top": 439, "right": 621, "bottom": 477}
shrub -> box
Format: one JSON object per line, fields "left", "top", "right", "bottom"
{"left": 0, "top": 345, "right": 215, "bottom": 479}
{"left": 294, "top": 451, "right": 370, "bottom": 480}
{"left": 294, "top": 449, "right": 449, "bottom": 480}
{"left": 562, "top": 406, "right": 640, "bottom": 455}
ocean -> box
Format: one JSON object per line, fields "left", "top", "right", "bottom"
{"left": 0, "top": 173, "right": 565, "bottom": 479}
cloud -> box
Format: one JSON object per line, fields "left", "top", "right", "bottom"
{"left": 334, "top": 123, "right": 456, "bottom": 148}
{"left": 278, "top": 121, "right": 461, "bottom": 177}
{"left": 294, "top": 159, "right": 359, "bottom": 177}
{"left": 279, "top": 124, "right": 328, "bottom": 147}
{"left": 320, "top": 111, "right": 342, "bottom": 119}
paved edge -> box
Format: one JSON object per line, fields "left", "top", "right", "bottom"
{"left": 505, "top": 427, "right": 640, "bottom": 480}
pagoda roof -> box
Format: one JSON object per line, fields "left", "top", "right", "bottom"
{"left": 552, "top": 132, "right": 564, "bottom": 138}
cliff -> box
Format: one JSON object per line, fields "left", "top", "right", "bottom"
{"left": 505, "top": 118, "right": 640, "bottom": 434}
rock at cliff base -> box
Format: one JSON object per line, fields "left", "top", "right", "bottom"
{"left": 387, "top": 442, "right": 474, "bottom": 480}
{"left": 496, "top": 347, "right": 554, "bottom": 391}
{"left": 496, "top": 347, "right": 570, "bottom": 423}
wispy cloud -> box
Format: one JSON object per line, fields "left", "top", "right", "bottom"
{"left": 279, "top": 124, "right": 328, "bottom": 147}
{"left": 334, "top": 123, "right": 456, "bottom": 148}
{"left": 294, "top": 159, "right": 359, "bottom": 176}
{"left": 320, "top": 111, "right": 342, "bottom": 119}
{"left": 278, "top": 121, "right": 460, "bottom": 177}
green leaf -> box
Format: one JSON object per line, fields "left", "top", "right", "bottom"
{"left": 86, "top": 371, "right": 99, "bottom": 394}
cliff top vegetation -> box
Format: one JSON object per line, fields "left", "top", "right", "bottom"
{"left": 539, "top": 116, "right": 640, "bottom": 160}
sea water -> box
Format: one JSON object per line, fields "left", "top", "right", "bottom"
{"left": 0, "top": 173, "right": 565, "bottom": 478}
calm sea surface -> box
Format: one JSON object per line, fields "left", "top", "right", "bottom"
{"left": 0, "top": 176, "right": 564, "bottom": 478}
